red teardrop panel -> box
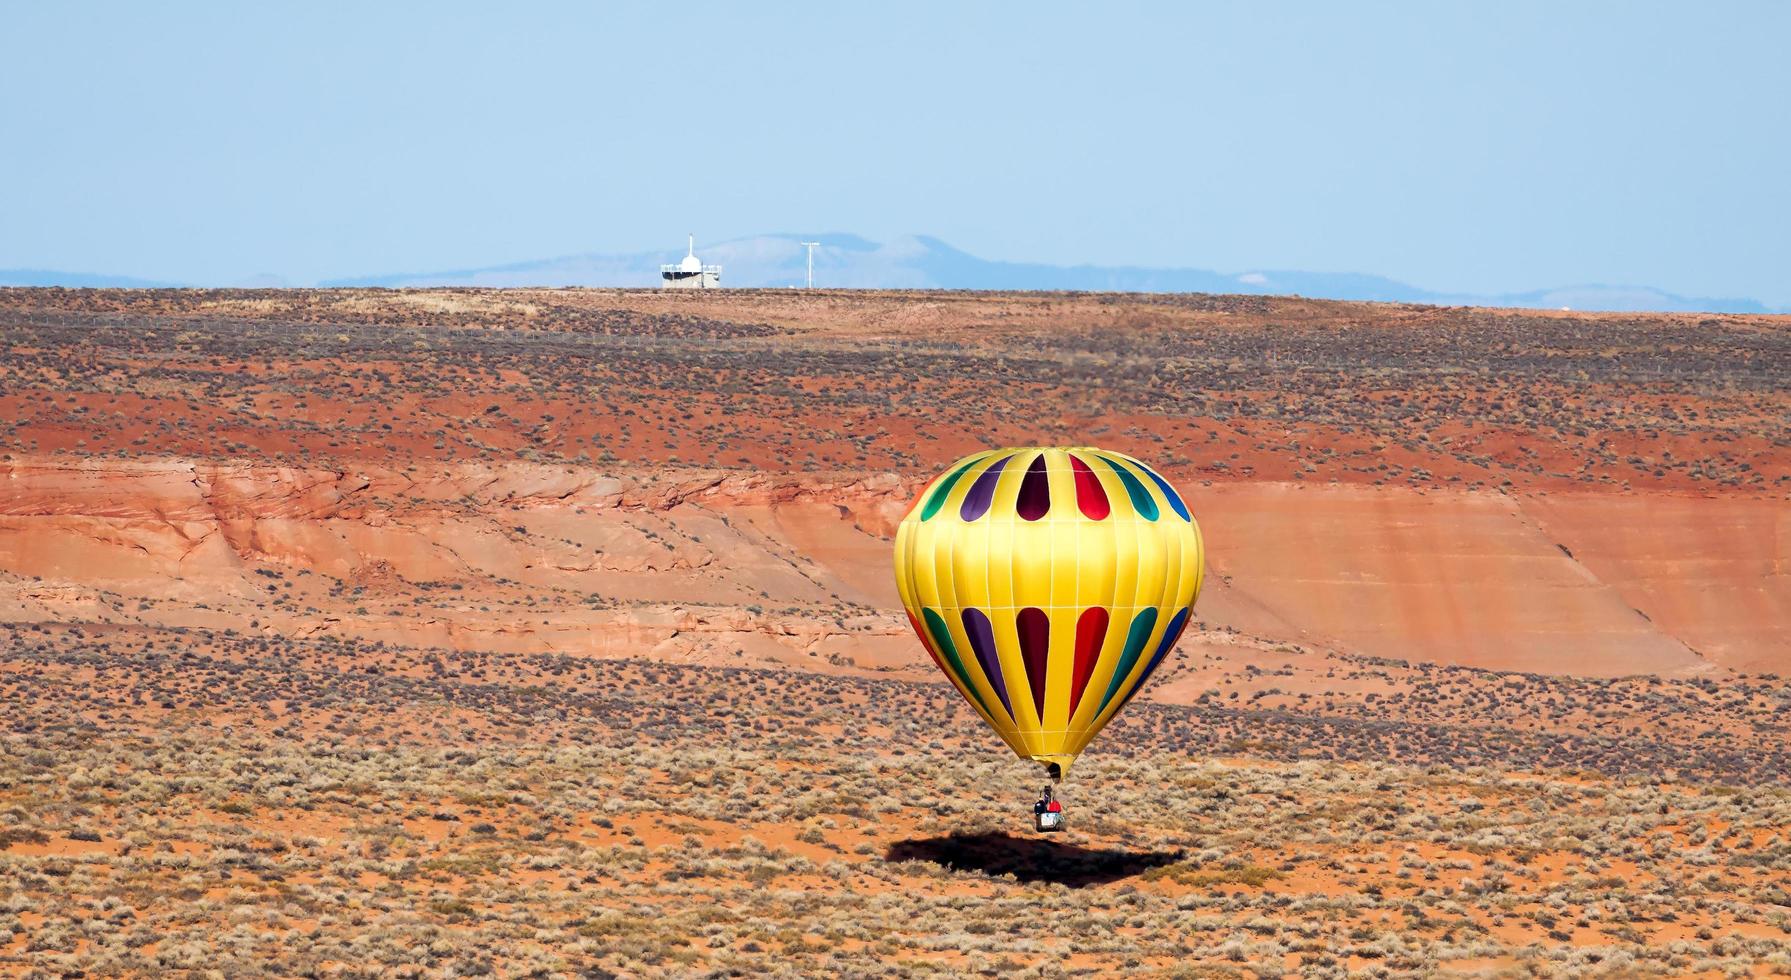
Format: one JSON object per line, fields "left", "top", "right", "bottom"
{"left": 1070, "top": 606, "right": 1110, "bottom": 715}
{"left": 1070, "top": 453, "right": 1111, "bottom": 520}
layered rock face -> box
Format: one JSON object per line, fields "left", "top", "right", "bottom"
{"left": 1, "top": 455, "right": 1782, "bottom": 680}
{"left": 0, "top": 458, "right": 922, "bottom": 672}
{"left": 0, "top": 287, "right": 1783, "bottom": 682}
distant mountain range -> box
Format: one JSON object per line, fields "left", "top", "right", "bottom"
{"left": 6, "top": 234, "right": 1778, "bottom": 313}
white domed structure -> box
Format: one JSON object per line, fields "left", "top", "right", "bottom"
{"left": 661, "top": 234, "right": 721, "bottom": 289}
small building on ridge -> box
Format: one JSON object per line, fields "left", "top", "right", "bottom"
{"left": 661, "top": 235, "right": 721, "bottom": 289}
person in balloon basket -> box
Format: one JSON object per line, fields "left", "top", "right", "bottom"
{"left": 1034, "top": 785, "right": 1064, "bottom": 832}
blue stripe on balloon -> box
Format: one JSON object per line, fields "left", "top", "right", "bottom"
{"left": 1095, "top": 607, "right": 1159, "bottom": 717}
{"left": 1137, "top": 463, "right": 1191, "bottom": 521}
{"left": 1122, "top": 606, "right": 1190, "bottom": 704}
{"left": 1096, "top": 456, "right": 1158, "bottom": 521}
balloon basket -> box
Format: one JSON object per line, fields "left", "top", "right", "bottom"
{"left": 1033, "top": 782, "right": 1065, "bottom": 833}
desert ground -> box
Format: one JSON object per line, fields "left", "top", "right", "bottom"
{"left": 0, "top": 287, "right": 1787, "bottom": 977}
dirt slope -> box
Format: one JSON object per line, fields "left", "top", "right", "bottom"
{"left": 0, "top": 454, "right": 1780, "bottom": 678}
{"left": 0, "top": 287, "right": 1784, "bottom": 680}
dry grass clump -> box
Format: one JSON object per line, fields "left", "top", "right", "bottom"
{"left": 1, "top": 287, "right": 1781, "bottom": 488}
{"left": 3, "top": 735, "right": 1789, "bottom": 975}
{"left": 3, "top": 627, "right": 1791, "bottom": 976}
{"left": 8, "top": 625, "right": 1789, "bottom": 786}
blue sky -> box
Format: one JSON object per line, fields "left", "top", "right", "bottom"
{"left": 4, "top": 2, "right": 1788, "bottom": 302}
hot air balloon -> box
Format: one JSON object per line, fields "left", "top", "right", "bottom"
{"left": 892, "top": 447, "right": 1204, "bottom": 827}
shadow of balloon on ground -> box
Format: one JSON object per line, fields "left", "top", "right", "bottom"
{"left": 884, "top": 831, "right": 1185, "bottom": 888}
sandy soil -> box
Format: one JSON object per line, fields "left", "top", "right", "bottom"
{"left": 1, "top": 624, "right": 1788, "bottom": 976}
{"left": 0, "top": 287, "right": 1786, "bottom": 975}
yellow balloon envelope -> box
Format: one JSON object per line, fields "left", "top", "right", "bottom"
{"left": 893, "top": 447, "right": 1204, "bottom": 776}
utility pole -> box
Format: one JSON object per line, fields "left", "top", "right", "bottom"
{"left": 800, "top": 241, "right": 820, "bottom": 289}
